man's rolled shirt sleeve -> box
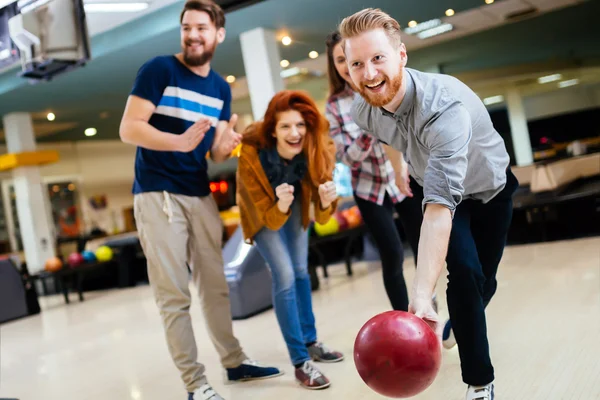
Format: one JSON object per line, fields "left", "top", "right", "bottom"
{"left": 422, "top": 101, "right": 471, "bottom": 217}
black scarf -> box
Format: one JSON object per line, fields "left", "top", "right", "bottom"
{"left": 258, "top": 147, "right": 307, "bottom": 197}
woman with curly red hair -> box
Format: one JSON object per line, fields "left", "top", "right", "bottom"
{"left": 236, "top": 90, "right": 344, "bottom": 390}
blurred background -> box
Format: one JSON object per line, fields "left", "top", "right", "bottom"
{"left": 0, "top": 1, "right": 598, "bottom": 399}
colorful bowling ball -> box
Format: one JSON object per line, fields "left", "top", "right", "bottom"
{"left": 81, "top": 250, "right": 96, "bottom": 262}
{"left": 313, "top": 216, "right": 339, "bottom": 236}
{"left": 67, "top": 252, "right": 84, "bottom": 268}
{"left": 343, "top": 208, "right": 361, "bottom": 228}
{"left": 334, "top": 212, "right": 349, "bottom": 231}
{"left": 95, "top": 245, "right": 113, "bottom": 262}
{"left": 45, "top": 256, "right": 63, "bottom": 272}
{"left": 354, "top": 311, "right": 441, "bottom": 398}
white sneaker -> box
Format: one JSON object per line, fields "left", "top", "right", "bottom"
{"left": 442, "top": 319, "right": 457, "bottom": 349}
{"left": 191, "top": 384, "right": 224, "bottom": 400}
{"left": 466, "top": 383, "right": 494, "bottom": 400}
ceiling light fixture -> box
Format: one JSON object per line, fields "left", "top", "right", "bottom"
{"left": 408, "top": 20, "right": 418, "bottom": 28}
{"left": 83, "top": 2, "right": 149, "bottom": 13}
{"left": 281, "top": 36, "right": 292, "bottom": 46}
{"left": 405, "top": 19, "right": 442, "bottom": 35}
{"left": 485, "top": 0, "right": 494, "bottom": 4}
{"left": 308, "top": 51, "right": 318, "bottom": 59}
{"left": 85, "top": 127, "right": 97, "bottom": 137}
{"left": 47, "top": 112, "right": 55, "bottom": 121}
{"left": 280, "top": 59, "right": 290, "bottom": 68}
{"left": 280, "top": 67, "right": 300, "bottom": 79}
{"left": 483, "top": 95, "right": 504, "bottom": 105}
{"left": 417, "top": 23, "right": 454, "bottom": 39}
{"left": 226, "top": 75, "right": 235, "bottom": 83}
{"left": 537, "top": 73, "right": 562, "bottom": 84}
{"left": 558, "top": 79, "right": 579, "bottom": 88}
{"left": 446, "top": 9, "right": 455, "bottom": 16}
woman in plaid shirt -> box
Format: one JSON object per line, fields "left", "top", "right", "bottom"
{"left": 324, "top": 30, "right": 433, "bottom": 312}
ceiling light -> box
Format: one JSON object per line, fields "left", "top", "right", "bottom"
{"left": 417, "top": 23, "right": 454, "bottom": 39}
{"left": 405, "top": 19, "right": 442, "bottom": 35}
{"left": 83, "top": 2, "right": 149, "bottom": 13}
{"left": 47, "top": 112, "right": 55, "bottom": 121}
{"left": 280, "top": 59, "right": 290, "bottom": 68}
{"left": 85, "top": 128, "right": 97, "bottom": 137}
{"left": 537, "top": 74, "right": 562, "bottom": 84}
{"left": 408, "top": 20, "right": 418, "bottom": 28}
{"left": 483, "top": 95, "right": 504, "bottom": 105}
{"left": 485, "top": 0, "right": 494, "bottom": 4}
{"left": 558, "top": 79, "right": 579, "bottom": 88}
{"left": 280, "top": 67, "right": 300, "bottom": 79}
{"left": 281, "top": 36, "right": 292, "bottom": 46}
{"left": 226, "top": 75, "right": 235, "bottom": 83}
{"left": 308, "top": 51, "right": 318, "bottom": 59}
{"left": 446, "top": 9, "right": 455, "bottom": 16}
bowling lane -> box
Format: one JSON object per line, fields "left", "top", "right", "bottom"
{"left": 1, "top": 237, "right": 598, "bottom": 400}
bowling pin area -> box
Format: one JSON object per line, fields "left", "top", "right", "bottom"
{"left": 2, "top": 236, "right": 599, "bottom": 399}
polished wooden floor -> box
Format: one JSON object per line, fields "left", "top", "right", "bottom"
{"left": 2, "top": 237, "right": 599, "bottom": 400}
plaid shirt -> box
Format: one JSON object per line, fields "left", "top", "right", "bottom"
{"left": 325, "top": 86, "right": 405, "bottom": 205}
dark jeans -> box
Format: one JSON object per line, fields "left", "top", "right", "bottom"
{"left": 354, "top": 190, "right": 423, "bottom": 311}
{"left": 410, "top": 168, "right": 519, "bottom": 386}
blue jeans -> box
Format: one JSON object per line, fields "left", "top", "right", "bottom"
{"left": 253, "top": 200, "right": 317, "bottom": 366}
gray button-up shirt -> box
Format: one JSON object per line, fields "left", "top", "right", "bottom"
{"left": 351, "top": 68, "right": 510, "bottom": 215}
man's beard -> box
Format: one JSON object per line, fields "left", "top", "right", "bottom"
{"left": 357, "top": 71, "right": 402, "bottom": 108}
{"left": 183, "top": 40, "right": 217, "bottom": 67}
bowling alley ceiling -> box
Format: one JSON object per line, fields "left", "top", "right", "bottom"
{"left": 0, "top": 0, "right": 598, "bottom": 143}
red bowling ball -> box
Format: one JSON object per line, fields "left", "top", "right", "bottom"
{"left": 354, "top": 311, "right": 441, "bottom": 398}
{"left": 67, "top": 252, "right": 84, "bottom": 268}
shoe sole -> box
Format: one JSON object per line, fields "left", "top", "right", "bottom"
{"left": 224, "top": 371, "right": 285, "bottom": 385}
{"left": 443, "top": 341, "right": 457, "bottom": 350}
{"left": 298, "top": 381, "right": 331, "bottom": 390}
{"left": 311, "top": 355, "right": 345, "bottom": 363}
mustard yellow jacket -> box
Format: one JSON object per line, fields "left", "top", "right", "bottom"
{"left": 236, "top": 143, "right": 337, "bottom": 243}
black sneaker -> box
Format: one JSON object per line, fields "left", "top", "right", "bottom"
{"left": 225, "top": 359, "right": 283, "bottom": 383}
{"left": 307, "top": 342, "right": 344, "bottom": 363}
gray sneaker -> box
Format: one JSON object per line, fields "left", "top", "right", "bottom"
{"left": 295, "top": 361, "right": 330, "bottom": 390}
{"left": 307, "top": 342, "right": 344, "bottom": 363}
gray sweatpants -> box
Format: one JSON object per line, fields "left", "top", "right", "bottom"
{"left": 133, "top": 191, "right": 247, "bottom": 392}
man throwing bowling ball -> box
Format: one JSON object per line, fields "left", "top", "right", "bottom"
{"left": 339, "top": 8, "right": 519, "bottom": 400}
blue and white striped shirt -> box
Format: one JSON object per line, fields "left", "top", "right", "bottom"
{"left": 130, "top": 55, "right": 231, "bottom": 197}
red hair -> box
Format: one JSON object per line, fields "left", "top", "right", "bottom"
{"left": 242, "top": 90, "right": 335, "bottom": 186}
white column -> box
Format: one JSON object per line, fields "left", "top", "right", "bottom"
{"left": 240, "top": 27, "right": 285, "bottom": 121}
{"left": 423, "top": 65, "right": 441, "bottom": 74}
{"left": 505, "top": 87, "right": 534, "bottom": 166}
{"left": 3, "top": 113, "right": 56, "bottom": 274}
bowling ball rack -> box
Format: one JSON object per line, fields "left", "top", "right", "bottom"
{"left": 29, "top": 259, "right": 116, "bottom": 304}
{"left": 309, "top": 223, "right": 367, "bottom": 279}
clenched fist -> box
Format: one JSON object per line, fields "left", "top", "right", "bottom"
{"left": 318, "top": 181, "right": 337, "bottom": 209}
{"left": 276, "top": 183, "right": 295, "bottom": 214}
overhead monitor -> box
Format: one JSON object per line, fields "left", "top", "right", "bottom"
{"left": 7, "top": 0, "right": 91, "bottom": 81}
{"left": 0, "top": 1, "right": 19, "bottom": 72}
